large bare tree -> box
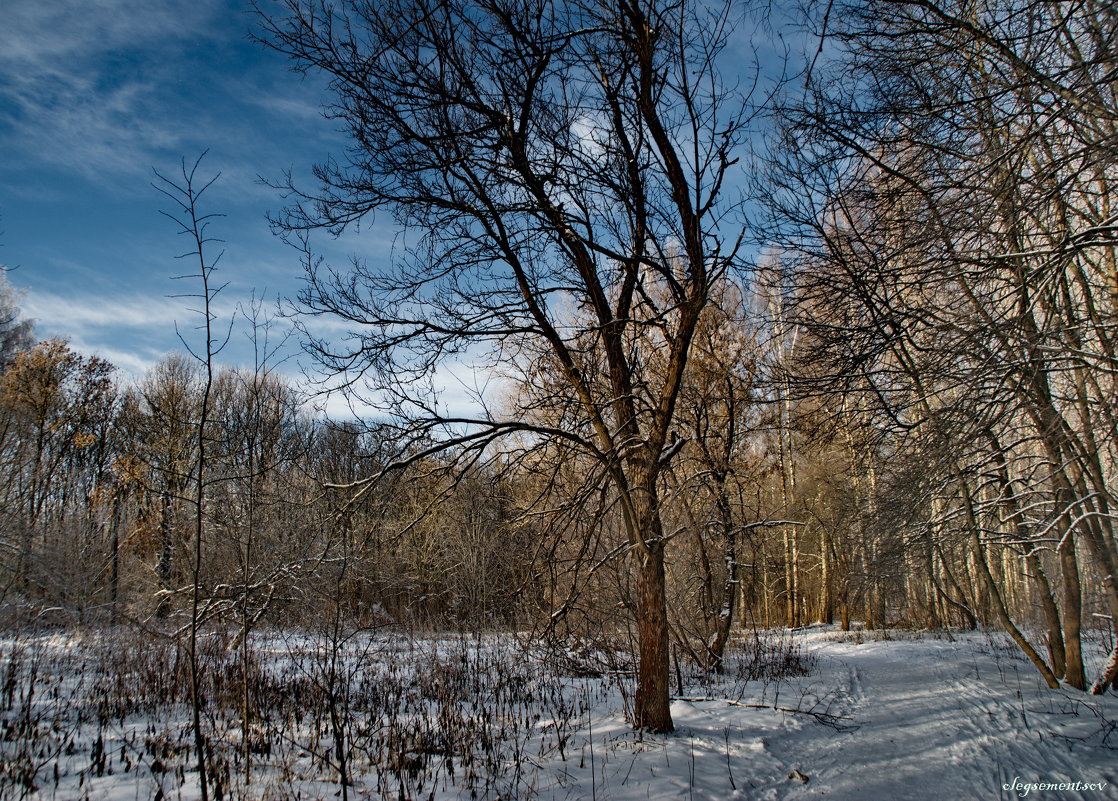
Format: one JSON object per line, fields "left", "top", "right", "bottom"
{"left": 257, "top": 0, "right": 758, "bottom": 731}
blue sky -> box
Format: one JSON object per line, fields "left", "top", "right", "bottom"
{"left": 1, "top": 0, "right": 798, "bottom": 416}
{"left": 0, "top": 0, "right": 387, "bottom": 388}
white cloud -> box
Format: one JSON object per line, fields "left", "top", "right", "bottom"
{"left": 68, "top": 340, "right": 163, "bottom": 380}
{"left": 23, "top": 289, "right": 226, "bottom": 332}
{"left": 431, "top": 356, "right": 508, "bottom": 420}
{"left": 0, "top": 0, "right": 225, "bottom": 183}
{"left": 19, "top": 286, "right": 255, "bottom": 377}
{"left": 243, "top": 93, "right": 327, "bottom": 122}
{"left": 20, "top": 285, "right": 512, "bottom": 424}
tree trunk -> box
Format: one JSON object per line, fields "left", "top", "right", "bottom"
{"left": 706, "top": 490, "right": 739, "bottom": 672}
{"left": 923, "top": 535, "right": 940, "bottom": 629}
{"left": 1058, "top": 535, "right": 1086, "bottom": 690}
{"left": 634, "top": 543, "right": 673, "bottom": 732}
{"left": 1090, "top": 646, "right": 1118, "bottom": 695}
{"left": 110, "top": 505, "right": 120, "bottom": 627}
{"left": 967, "top": 530, "right": 1060, "bottom": 689}
{"left": 784, "top": 525, "right": 797, "bottom": 628}
{"left": 937, "top": 548, "right": 977, "bottom": 631}
{"left": 959, "top": 478, "right": 1060, "bottom": 689}
{"left": 819, "top": 525, "right": 833, "bottom": 624}
{"left": 762, "top": 557, "right": 772, "bottom": 626}
{"left": 985, "top": 437, "right": 1065, "bottom": 675}
{"left": 156, "top": 490, "right": 174, "bottom": 619}
{"left": 1026, "top": 553, "right": 1066, "bottom": 680}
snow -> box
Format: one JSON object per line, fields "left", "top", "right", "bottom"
{"left": 2, "top": 626, "right": 1115, "bottom": 800}
{"left": 526, "top": 629, "right": 1116, "bottom": 801}
{"left": 716, "top": 630, "right": 1117, "bottom": 800}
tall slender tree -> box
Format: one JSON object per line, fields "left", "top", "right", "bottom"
{"left": 153, "top": 154, "right": 230, "bottom": 800}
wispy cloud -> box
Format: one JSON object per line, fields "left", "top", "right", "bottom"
{"left": 0, "top": 0, "right": 227, "bottom": 184}
{"left": 66, "top": 339, "right": 164, "bottom": 381}
{"left": 24, "top": 289, "right": 206, "bottom": 332}
{"left": 0, "top": 0, "right": 215, "bottom": 64}
{"left": 22, "top": 286, "right": 508, "bottom": 421}
{"left": 21, "top": 286, "right": 248, "bottom": 367}
{"left": 20, "top": 284, "right": 312, "bottom": 380}
{"left": 0, "top": 0, "right": 369, "bottom": 388}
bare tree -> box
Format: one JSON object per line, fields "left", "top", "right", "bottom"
{"left": 0, "top": 274, "right": 34, "bottom": 369}
{"left": 153, "top": 154, "right": 231, "bottom": 801}
{"left": 257, "top": 0, "right": 760, "bottom": 731}
{"left": 0, "top": 341, "right": 116, "bottom": 609}
{"left": 663, "top": 283, "right": 764, "bottom": 669}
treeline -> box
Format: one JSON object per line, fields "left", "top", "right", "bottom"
{"left": 0, "top": 335, "right": 530, "bottom": 631}
{"left": 2, "top": 0, "right": 1116, "bottom": 709}
{"left": 2, "top": 272, "right": 1114, "bottom": 693}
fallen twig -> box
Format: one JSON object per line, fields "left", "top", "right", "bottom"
{"left": 673, "top": 697, "right": 859, "bottom": 730}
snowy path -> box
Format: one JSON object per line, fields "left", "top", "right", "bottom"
{"left": 736, "top": 632, "right": 1117, "bottom": 800}
{"left": 530, "top": 630, "right": 1117, "bottom": 801}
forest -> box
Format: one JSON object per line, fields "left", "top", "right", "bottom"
{"left": 1, "top": 0, "right": 1117, "bottom": 798}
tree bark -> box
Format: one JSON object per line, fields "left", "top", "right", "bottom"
{"left": 634, "top": 543, "right": 673, "bottom": 732}
{"left": 1090, "top": 646, "right": 1118, "bottom": 695}
{"left": 819, "top": 525, "right": 833, "bottom": 624}
{"left": 705, "top": 484, "right": 739, "bottom": 671}
{"left": 1058, "top": 534, "right": 1086, "bottom": 690}
{"left": 1027, "top": 553, "right": 1067, "bottom": 680}
{"left": 966, "top": 523, "right": 1060, "bottom": 689}
{"left": 156, "top": 490, "right": 174, "bottom": 619}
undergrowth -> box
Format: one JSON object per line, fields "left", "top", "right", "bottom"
{"left": 0, "top": 624, "right": 819, "bottom": 800}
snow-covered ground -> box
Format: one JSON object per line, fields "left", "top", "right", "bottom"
{"left": 2, "top": 625, "right": 1115, "bottom": 800}
{"left": 526, "top": 628, "right": 1117, "bottom": 801}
